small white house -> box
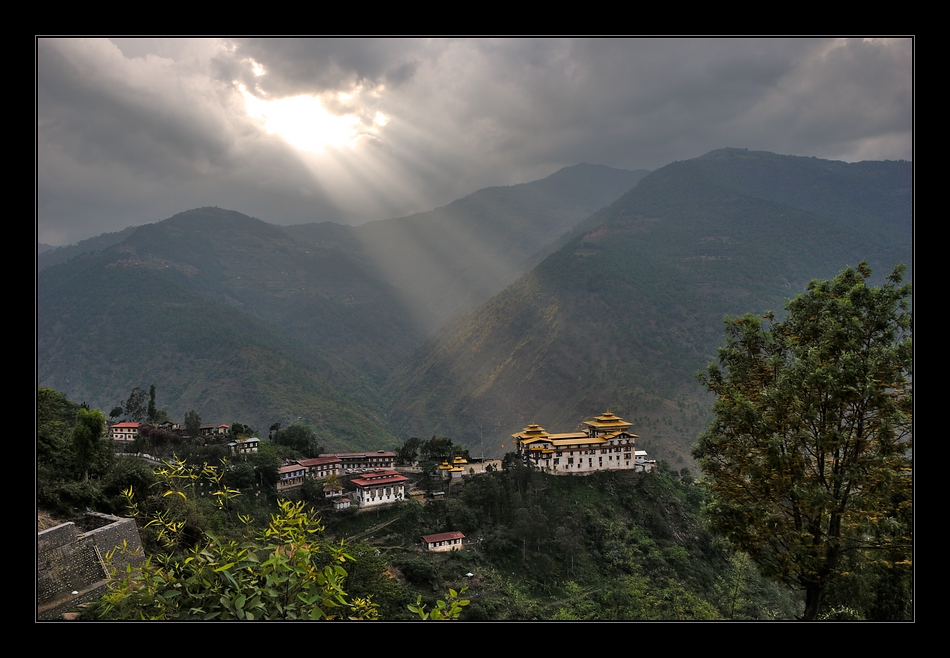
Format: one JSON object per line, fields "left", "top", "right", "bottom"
{"left": 422, "top": 531, "right": 465, "bottom": 552}
{"left": 110, "top": 422, "right": 141, "bottom": 442}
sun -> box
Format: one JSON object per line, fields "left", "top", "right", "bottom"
{"left": 240, "top": 85, "right": 384, "bottom": 153}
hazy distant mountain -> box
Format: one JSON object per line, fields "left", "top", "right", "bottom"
{"left": 38, "top": 225, "right": 140, "bottom": 270}
{"left": 287, "top": 163, "right": 648, "bottom": 334}
{"left": 38, "top": 164, "right": 642, "bottom": 447}
{"left": 384, "top": 149, "right": 912, "bottom": 465}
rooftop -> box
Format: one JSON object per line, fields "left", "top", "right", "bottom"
{"left": 422, "top": 531, "right": 465, "bottom": 543}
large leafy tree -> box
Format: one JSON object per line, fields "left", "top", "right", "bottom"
{"left": 38, "top": 388, "right": 79, "bottom": 465}
{"left": 693, "top": 263, "right": 912, "bottom": 620}
{"left": 125, "top": 387, "right": 148, "bottom": 423}
{"left": 71, "top": 407, "right": 111, "bottom": 481}
{"left": 184, "top": 410, "right": 202, "bottom": 439}
{"left": 277, "top": 424, "right": 324, "bottom": 457}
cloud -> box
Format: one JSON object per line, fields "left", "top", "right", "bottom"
{"left": 37, "top": 37, "right": 912, "bottom": 245}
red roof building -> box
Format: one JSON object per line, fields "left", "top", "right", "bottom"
{"left": 421, "top": 531, "right": 465, "bottom": 552}
{"left": 352, "top": 470, "right": 408, "bottom": 508}
{"left": 110, "top": 422, "right": 141, "bottom": 442}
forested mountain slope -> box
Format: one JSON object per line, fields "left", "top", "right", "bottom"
{"left": 37, "top": 233, "right": 397, "bottom": 451}
{"left": 38, "top": 165, "right": 642, "bottom": 446}
{"left": 385, "top": 149, "right": 912, "bottom": 465}
{"left": 286, "top": 163, "right": 647, "bottom": 335}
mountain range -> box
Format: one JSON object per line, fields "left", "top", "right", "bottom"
{"left": 37, "top": 149, "right": 911, "bottom": 462}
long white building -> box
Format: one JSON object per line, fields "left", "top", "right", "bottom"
{"left": 512, "top": 411, "right": 655, "bottom": 475}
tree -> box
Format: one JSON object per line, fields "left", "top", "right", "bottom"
{"left": 277, "top": 424, "right": 323, "bottom": 457}
{"left": 125, "top": 387, "right": 148, "bottom": 423}
{"left": 184, "top": 410, "right": 202, "bottom": 439}
{"left": 692, "top": 263, "right": 912, "bottom": 620}
{"left": 71, "top": 407, "right": 110, "bottom": 481}
{"left": 397, "top": 436, "right": 421, "bottom": 465}
{"left": 420, "top": 436, "right": 455, "bottom": 463}
{"left": 38, "top": 388, "right": 79, "bottom": 465}
{"left": 96, "top": 500, "right": 379, "bottom": 620}
{"left": 231, "top": 422, "right": 255, "bottom": 440}
{"left": 249, "top": 441, "right": 281, "bottom": 487}
{"left": 147, "top": 384, "right": 158, "bottom": 423}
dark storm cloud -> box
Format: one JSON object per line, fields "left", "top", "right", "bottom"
{"left": 37, "top": 38, "right": 911, "bottom": 246}
{"left": 222, "top": 38, "right": 421, "bottom": 96}
{"left": 38, "top": 39, "right": 349, "bottom": 245}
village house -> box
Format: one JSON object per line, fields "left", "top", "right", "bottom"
{"left": 110, "top": 422, "right": 141, "bottom": 442}
{"left": 198, "top": 423, "right": 229, "bottom": 437}
{"left": 351, "top": 469, "right": 408, "bottom": 508}
{"left": 277, "top": 464, "right": 307, "bottom": 491}
{"left": 296, "top": 455, "right": 342, "bottom": 480}
{"left": 332, "top": 497, "right": 351, "bottom": 511}
{"left": 331, "top": 450, "right": 396, "bottom": 471}
{"left": 421, "top": 531, "right": 465, "bottom": 552}
{"left": 157, "top": 420, "right": 180, "bottom": 433}
{"left": 228, "top": 437, "right": 260, "bottom": 456}
{"left": 512, "top": 411, "right": 655, "bottom": 475}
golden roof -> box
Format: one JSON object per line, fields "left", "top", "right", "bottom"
{"left": 512, "top": 423, "right": 550, "bottom": 440}
{"left": 583, "top": 410, "right": 632, "bottom": 430}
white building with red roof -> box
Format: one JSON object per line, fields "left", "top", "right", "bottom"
{"left": 351, "top": 469, "right": 408, "bottom": 508}
{"left": 421, "top": 531, "right": 465, "bottom": 552}
{"left": 110, "top": 422, "right": 141, "bottom": 442}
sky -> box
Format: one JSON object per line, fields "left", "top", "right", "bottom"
{"left": 37, "top": 38, "right": 912, "bottom": 246}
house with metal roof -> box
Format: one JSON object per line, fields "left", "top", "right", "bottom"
{"left": 277, "top": 464, "right": 307, "bottom": 491}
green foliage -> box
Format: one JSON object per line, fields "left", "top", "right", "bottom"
{"left": 184, "top": 410, "right": 201, "bottom": 439}
{"left": 71, "top": 407, "right": 111, "bottom": 482}
{"left": 379, "top": 465, "right": 794, "bottom": 620}
{"left": 248, "top": 441, "right": 281, "bottom": 487}
{"left": 419, "top": 436, "right": 456, "bottom": 463}
{"left": 123, "top": 457, "right": 241, "bottom": 550}
{"left": 95, "top": 500, "right": 379, "bottom": 620}
{"left": 396, "top": 436, "right": 421, "bottom": 465}
{"left": 147, "top": 384, "right": 159, "bottom": 423}
{"left": 230, "top": 422, "right": 254, "bottom": 440}
{"left": 277, "top": 424, "right": 323, "bottom": 457}
{"left": 409, "top": 587, "right": 470, "bottom": 620}
{"left": 693, "top": 263, "right": 912, "bottom": 619}
{"left": 38, "top": 388, "right": 79, "bottom": 466}
{"left": 125, "top": 387, "right": 148, "bottom": 423}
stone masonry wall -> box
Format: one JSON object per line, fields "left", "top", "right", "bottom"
{"left": 37, "top": 513, "right": 143, "bottom": 620}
